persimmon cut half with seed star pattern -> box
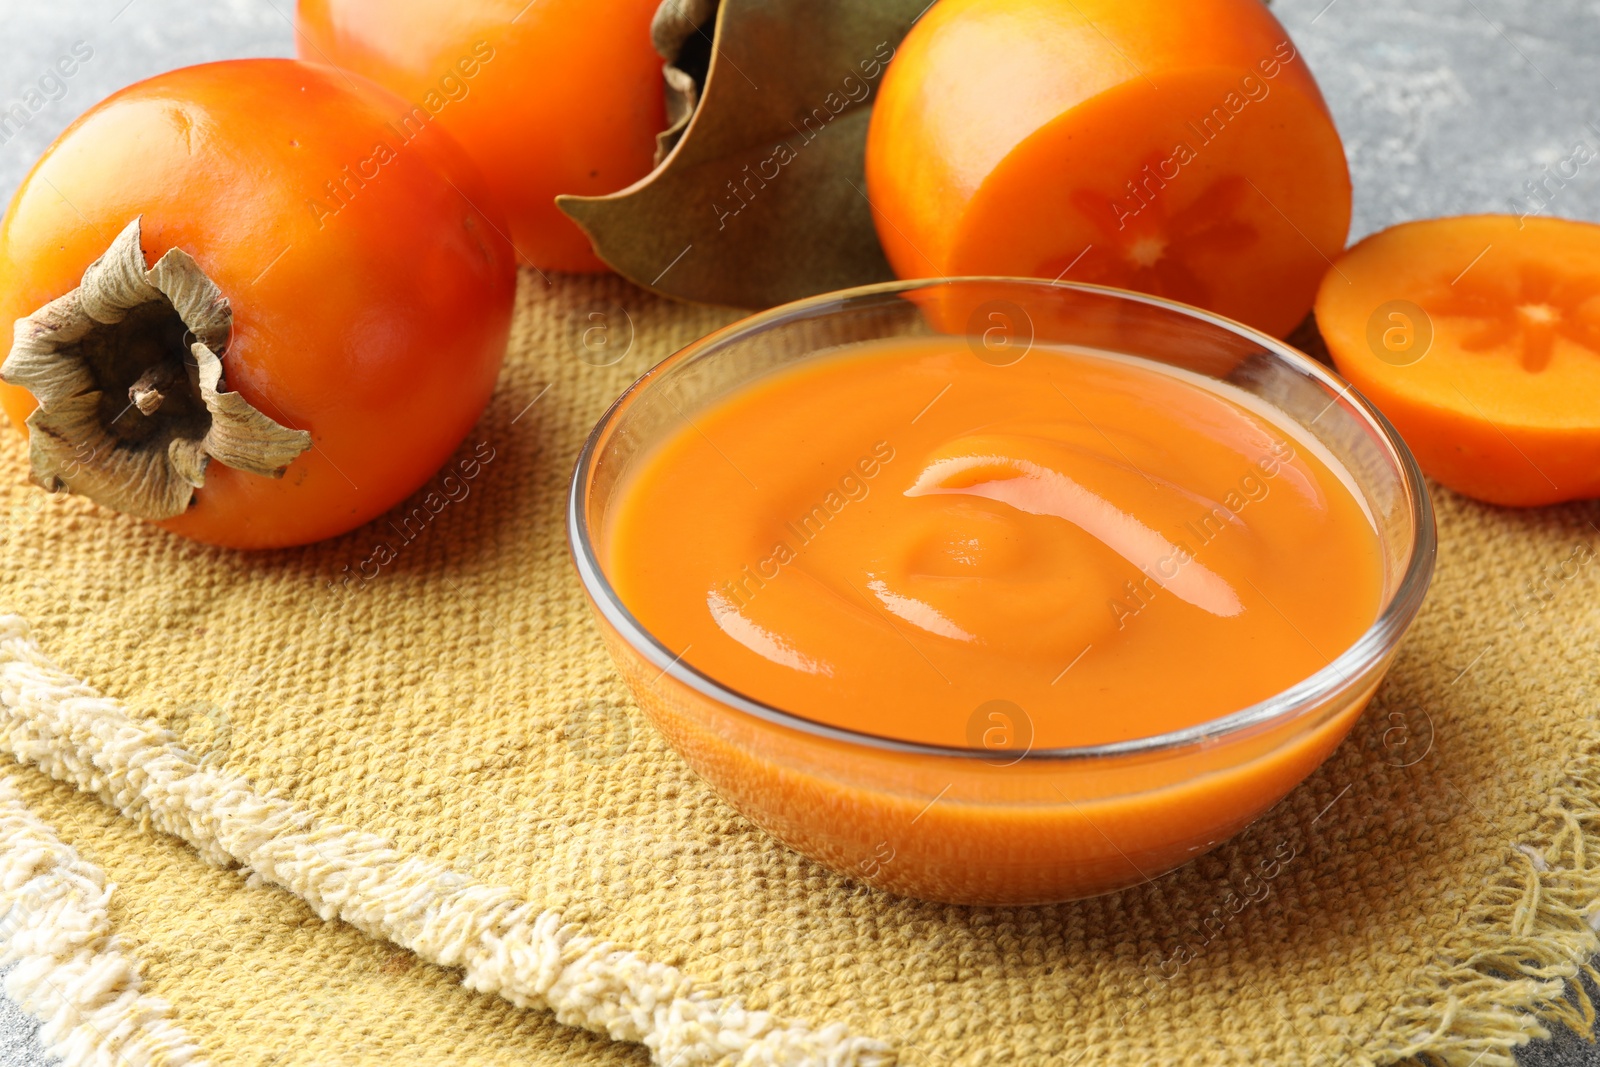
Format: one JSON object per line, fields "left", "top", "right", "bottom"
{"left": 865, "top": 0, "right": 1352, "bottom": 337}
{"left": 1316, "top": 214, "right": 1600, "bottom": 507}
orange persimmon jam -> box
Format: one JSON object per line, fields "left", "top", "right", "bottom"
{"left": 572, "top": 271, "right": 1442, "bottom": 909}
{"left": 605, "top": 339, "right": 1384, "bottom": 750}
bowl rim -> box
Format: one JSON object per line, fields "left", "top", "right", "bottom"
{"left": 567, "top": 276, "right": 1437, "bottom": 763}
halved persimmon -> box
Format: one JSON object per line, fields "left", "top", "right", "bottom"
{"left": 865, "top": 0, "right": 1352, "bottom": 338}
{"left": 1316, "top": 214, "right": 1600, "bottom": 506}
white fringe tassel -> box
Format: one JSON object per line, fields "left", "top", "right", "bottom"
{"left": 0, "top": 775, "right": 205, "bottom": 1066}
{"left": 0, "top": 615, "right": 891, "bottom": 1067}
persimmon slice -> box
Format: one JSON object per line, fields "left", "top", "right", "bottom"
{"left": 1316, "top": 214, "right": 1600, "bottom": 506}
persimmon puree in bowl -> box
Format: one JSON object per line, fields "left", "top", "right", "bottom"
{"left": 569, "top": 279, "right": 1435, "bottom": 905}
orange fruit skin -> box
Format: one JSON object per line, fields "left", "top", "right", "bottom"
{"left": 0, "top": 59, "right": 516, "bottom": 548}
{"left": 1317, "top": 214, "right": 1600, "bottom": 508}
{"left": 297, "top": 0, "right": 666, "bottom": 273}
{"left": 866, "top": 0, "right": 1352, "bottom": 338}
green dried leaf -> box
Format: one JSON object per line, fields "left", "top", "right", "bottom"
{"left": 558, "top": 0, "right": 929, "bottom": 309}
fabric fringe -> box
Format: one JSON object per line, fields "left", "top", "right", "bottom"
{"left": 1373, "top": 754, "right": 1600, "bottom": 1066}
{"left": 0, "top": 774, "right": 206, "bottom": 1066}
{"left": 0, "top": 615, "right": 892, "bottom": 1067}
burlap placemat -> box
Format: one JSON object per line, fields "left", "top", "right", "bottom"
{"left": 0, "top": 272, "right": 1597, "bottom": 1067}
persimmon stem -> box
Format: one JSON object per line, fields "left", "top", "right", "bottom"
{"left": 128, "top": 363, "right": 180, "bottom": 415}
{"left": 0, "top": 216, "right": 312, "bottom": 520}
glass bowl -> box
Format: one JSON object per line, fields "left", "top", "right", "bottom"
{"left": 568, "top": 278, "right": 1435, "bottom": 906}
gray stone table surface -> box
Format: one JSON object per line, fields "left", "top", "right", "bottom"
{"left": 0, "top": 0, "right": 1595, "bottom": 1063}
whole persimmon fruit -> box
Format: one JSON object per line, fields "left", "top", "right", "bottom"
{"left": 866, "top": 0, "right": 1352, "bottom": 338}
{"left": 296, "top": 0, "right": 667, "bottom": 273}
{"left": 0, "top": 59, "right": 516, "bottom": 549}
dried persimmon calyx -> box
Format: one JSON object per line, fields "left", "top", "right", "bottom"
{"left": 0, "top": 216, "right": 311, "bottom": 520}
{"left": 650, "top": 0, "right": 717, "bottom": 164}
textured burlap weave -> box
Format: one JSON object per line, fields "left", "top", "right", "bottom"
{"left": 0, "top": 271, "right": 1597, "bottom": 1066}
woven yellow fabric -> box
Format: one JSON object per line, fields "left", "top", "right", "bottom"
{"left": 1, "top": 272, "right": 1598, "bottom": 1067}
